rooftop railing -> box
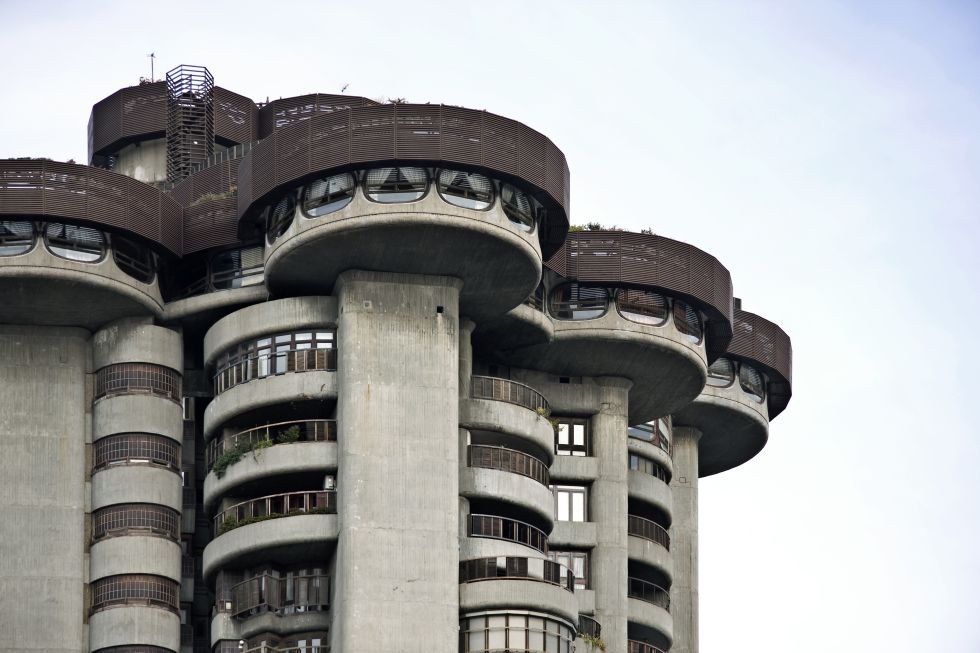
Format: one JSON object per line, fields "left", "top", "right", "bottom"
{"left": 206, "top": 419, "right": 337, "bottom": 470}
{"left": 627, "top": 515, "right": 671, "bottom": 551}
{"left": 468, "top": 513, "right": 548, "bottom": 554}
{"left": 471, "top": 375, "right": 549, "bottom": 414}
{"left": 627, "top": 577, "right": 670, "bottom": 610}
{"left": 468, "top": 445, "right": 549, "bottom": 486}
{"left": 214, "top": 490, "right": 336, "bottom": 535}
{"left": 460, "top": 556, "right": 574, "bottom": 592}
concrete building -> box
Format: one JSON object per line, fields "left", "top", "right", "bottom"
{"left": 0, "top": 65, "right": 792, "bottom": 653}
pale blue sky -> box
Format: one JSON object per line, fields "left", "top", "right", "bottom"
{"left": 2, "top": 1, "right": 978, "bottom": 650}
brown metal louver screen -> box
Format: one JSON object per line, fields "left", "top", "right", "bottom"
{"left": 94, "top": 363, "right": 182, "bottom": 403}
{"left": 727, "top": 308, "right": 793, "bottom": 419}
{"left": 90, "top": 574, "right": 179, "bottom": 614}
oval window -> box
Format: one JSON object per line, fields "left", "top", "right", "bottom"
{"left": 738, "top": 362, "right": 766, "bottom": 403}
{"left": 616, "top": 288, "right": 668, "bottom": 325}
{"left": 706, "top": 357, "right": 735, "bottom": 387}
{"left": 548, "top": 283, "right": 609, "bottom": 320}
{"left": 364, "top": 167, "right": 428, "bottom": 202}
{"left": 0, "top": 220, "right": 35, "bottom": 256}
{"left": 437, "top": 169, "right": 493, "bottom": 210}
{"left": 112, "top": 235, "right": 155, "bottom": 283}
{"left": 673, "top": 300, "right": 703, "bottom": 344}
{"left": 45, "top": 222, "right": 105, "bottom": 262}
{"left": 302, "top": 172, "right": 355, "bottom": 217}
{"left": 500, "top": 183, "right": 535, "bottom": 232}
{"left": 266, "top": 193, "right": 296, "bottom": 244}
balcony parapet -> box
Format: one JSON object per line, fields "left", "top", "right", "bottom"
{"left": 206, "top": 419, "right": 337, "bottom": 472}
{"left": 229, "top": 572, "right": 329, "bottom": 619}
{"left": 627, "top": 515, "right": 670, "bottom": 551}
{"left": 628, "top": 577, "right": 670, "bottom": 610}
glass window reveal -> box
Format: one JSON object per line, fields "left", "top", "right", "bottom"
{"left": 438, "top": 169, "right": 493, "bottom": 210}
{"left": 461, "top": 612, "right": 575, "bottom": 653}
{"left": 0, "top": 220, "right": 35, "bottom": 256}
{"left": 302, "top": 172, "right": 355, "bottom": 217}
{"left": 45, "top": 221, "right": 105, "bottom": 262}
{"left": 555, "top": 418, "right": 590, "bottom": 457}
{"left": 365, "top": 166, "right": 428, "bottom": 202}
{"left": 213, "top": 329, "right": 337, "bottom": 395}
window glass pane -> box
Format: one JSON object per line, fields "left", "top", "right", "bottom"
{"left": 45, "top": 222, "right": 105, "bottom": 262}
{"left": 617, "top": 288, "right": 669, "bottom": 325}
{"left": 302, "top": 172, "right": 355, "bottom": 217}
{"left": 438, "top": 169, "right": 493, "bottom": 210}
{"left": 572, "top": 492, "right": 585, "bottom": 521}
{"left": 557, "top": 494, "right": 569, "bottom": 521}
{"left": 707, "top": 356, "right": 735, "bottom": 387}
{"left": 365, "top": 166, "right": 427, "bottom": 202}
{"left": 266, "top": 193, "right": 296, "bottom": 243}
{"left": 549, "top": 283, "right": 608, "bottom": 320}
{"left": 0, "top": 220, "right": 34, "bottom": 256}
{"left": 500, "top": 183, "right": 535, "bottom": 232}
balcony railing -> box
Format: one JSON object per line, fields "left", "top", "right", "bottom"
{"left": 468, "top": 445, "right": 549, "bottom": 486}
{"left": 93, "top": 433, "right": 181, "bottom": 473}
{"left": 206, "top": 419, "right": 337, "bottom": 470}
{"left": 242, "top": 647, "right": 329, "bottom": 653}
{"left": 92, "top": 504, "right": 180, "bottom": 542}
{"left": 628, "top": 640, "right": 666, "bottom": 653}
{"left": 94, "top": 363, "right": 181, "bottom": 403}
{"left": 90, "top": 574, "right": 179, "bottom": 614}
{"left": 214, "top": 490, "right": 337, "bottom": 535}
{"left": 627, "top": 577, "right": 670, "bottom": 610}
{"left": 214, "top": 347, "right": 337, "bottom": 394}
{"left": 468, "top": 514, "right": 548, "bottom": 554}
{"left": 471, "top": 375, "right": 549, "bottom": 414}
{"left": 460, "top": 556, "right": 574, "bottom": 592}
{"left": 627, "top": 515, "right": 671, "bottom": 551}
{"left": 230, "top": 572, "right": 330, "bottom": 618}
{"left": 578, "top": 614, "right": 601, "bottom": 639}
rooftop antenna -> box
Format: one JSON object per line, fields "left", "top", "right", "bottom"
{"left": 147, "top": 52, "right": 156, "bottom": 82}
{"left": 341, "top": 83, "right": 349, "bottom": 93}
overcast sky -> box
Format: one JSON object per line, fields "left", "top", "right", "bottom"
{"left": 2, "top": 1, "right": 979, "bottom": 651}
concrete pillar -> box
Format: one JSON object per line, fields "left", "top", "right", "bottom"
{"left": 458, "top": 319, "right": 476, "bottom": 543}
{"left": 590, "top": 377, "right": 633, "bottom": 653}
{"left": 670, "top": 426, "right": 702, "bottom": 653}
{"left": 334, "top": 271, "right": 462, "bottom": 653}
{"left": 0, "top": 326, "right": 89, "bottom": 653}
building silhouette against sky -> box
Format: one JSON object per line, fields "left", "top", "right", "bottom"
{"left": 0, "top": 65, "right": 792, "bottom": 653}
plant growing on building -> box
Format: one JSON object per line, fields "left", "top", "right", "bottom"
{"left": 580, "top": 634, "right": 607, "bottom": 652}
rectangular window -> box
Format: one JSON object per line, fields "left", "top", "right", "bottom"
{"left": 552, "top": 485, "right": 588, "bottom": 522}
{"left": 549, "top": 550, "right": 589, "bottom": 589}
{"left": 555, "top": 418, "right": 590, "bottom": 456}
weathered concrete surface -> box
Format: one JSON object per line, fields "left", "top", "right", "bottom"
{"left": 263, "top": 191, "right": 542, "bottom": 321}
{"left": 91, "top": 465, "right": 183, "bottom": 511}
{"left": 628, "top": 596, "right": 674, "bottom": 649}
{"left": 89, "top": 606, "right": 180, "bottom": 651}
{"left": 628, "top": 535, "right": 674, "bottom": 584}
{"left": 669, "top": 427, "right": 702, "bottom": 653}
{"left": 627, "top": 469, "right": 673, "bottom": 519}
{"left": 90, "top": 536, "right": 182, "bottom": 581}
{"left": 202, "top": 514, "right": 338, "bottom": 579}
{"left": 93, "top": 394, "right": 183, "bottom": 441}
{"left": 459, "top": 466, "right": 555, "bottom": 528}
{"left": 115, "top": 137, "right": 167, "bottom": 185}
{"left": 459, "top": 578, "right": 580, "bottom": 625}
{"left": 91, "top": 319, "right": 182, "bottom": 370}
{"left": 334, "top": 271, "right": 461, "bottom": 653}
{"left": 0, "top": 246, "right": 163, "bottom": 329}
{"left": 589, "top": 378, "right": 633, "bottom": 653}
{"left": 0, "top": 327, "right": 89, "bottom": 653}
{"left": 459, "top": 398, "right": 555, "bottom": 464}
{"left": 203, "top": 441, "right": 339, "bottom": 510}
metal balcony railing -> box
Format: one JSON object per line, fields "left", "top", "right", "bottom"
{"left": 468, "top": 445, "right": 549, "bottom": 486}
{"left": 214, "top": 490, "right": 336, "bottom": 535}
{"left": 627, "top": 515, "right": 671, "bottom": 551}
{"left": 459, "top": 556, "right": 574, "bottom": 592}
{"left": 230, "top": 572, "right": 330, "bottom": 618}
{"left": 471, "top": 375, "right": 549, "bottom": 414}
{"left": 468, "top": 513, "right": 548, "bottom": 554}
{"left": 206, "top": 419, "right": 337, "bottom": 469}
{"left": 627, "top": 577, "right": 670, "bottom": 610}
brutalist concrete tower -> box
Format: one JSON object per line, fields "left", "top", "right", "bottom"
{"left": 0, "top": 67, "right": 792, "bottom": 653}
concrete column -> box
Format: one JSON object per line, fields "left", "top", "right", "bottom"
{"left": 670, "top": 426, "right": 702, "bottom": 653}
{"left": 590, "top": 377, "right": 633, "bottom": 653}
{"left": 458, "top": 319, "right": 476, "bottom": 544}
{"left": 0, "top": 326, "right": 89, "bottom": 653}
{"left": 334, "top": 271, "right": 462, "bottom": 653}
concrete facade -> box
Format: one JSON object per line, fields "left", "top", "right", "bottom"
{"left": 0, "top": 71, "right": 793, "bottom": 653}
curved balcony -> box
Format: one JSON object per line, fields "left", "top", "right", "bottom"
{"left": 468, "top": 514, "right": 549, "bottom": 554}
{"left": 460, "top": 397, "right": 555, "bottom": 466}
{"left": 214, "top": 490, "right": 336, "bottom": 535}
{"left": 628, "top": 577, "right": 670, "bottom": 611}
{"left": 459, "top": 579, "right": 580, "bottom": 630}
{"left": 92, "top": 504, "right": 180, "bottom": 542}
{"left": 627, "top": 470, "right": 672, "bottom": 520}
{"left": 461, "top": 460, "right": 555, "bottom": 528}
{"left": 90, "top": 536, "right": 181, "bottom": 583}
{"left": 214, "top": 346, "right": 337, "bottom": 395}
{"left": 92, "top": 465, "right": 182, "bottom": 512}
{"left": 90, "top": 574, "right": 179, "bottom": 615}
{"left": 468, "top": 445, "right": 549, "bottom": 486}
{"left": 203, "top": 515, "right": 338, "bottom": 580}
{"left": 93, "top": 433, "right": 181, "bottom": 474}
{"left": 578, "top": 614, "right": 601, "bottom": 638}
{"left": 628, "top": 516, "right": 670, "bottom": 551}
{"left": 460, "top": 557, "right": 574, "bottom": 592}
{"left": 88, "top": 606, "right": 180, "bottom": 652}
{"left": 206, "top": 419, "right": 337, "bottom": 472}
{"left": 94, "top": 363, "right": 181, "bottom": 404}
{"left": 471, "top": 376, "right": 549, "bottom": 414}
{"left": 672, "top": 378, "right": 770, "bottom": 477}
{"left": 230, "top": 572, "right": 329, "bottom": 619}
{"left": 472, "top": 298, "right": 554, "bottom": 353}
